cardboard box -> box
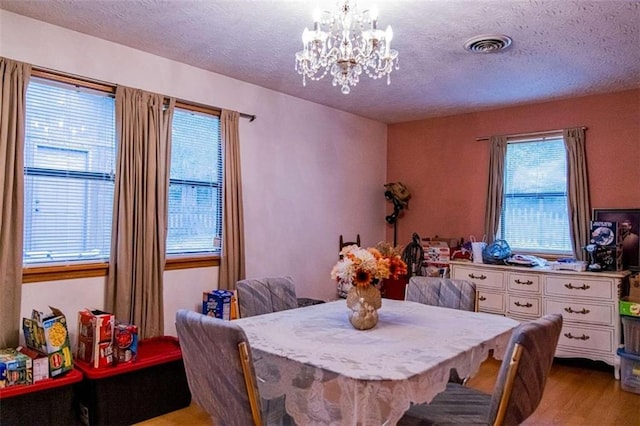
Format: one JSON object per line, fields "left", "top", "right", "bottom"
{"left": 22, "top": 307, "right": 73, "bottom": 377}
{"left": 17, "top": 346, "right": 49, "bottom": 383}
{"left": 590, "top": 221, "right": 622, "bottom": 247}
{"left": 0, "top": 348, "right": 32, "bottom": 388}
{"left": 423, "top": 241, "right": 451, "bottom": 263}
{"left": 202, "top": 290, "right": 233, "bottom": 320}
{"left": 77, "top": 309, "right": 115, "bottom": 368}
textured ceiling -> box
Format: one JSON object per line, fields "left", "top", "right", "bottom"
{"left": 1, "top": 0, "right": 639, "bottom": 123}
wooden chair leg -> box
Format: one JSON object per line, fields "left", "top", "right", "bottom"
{"left": 239, "top": 342, "right": 263, "bottom": 426}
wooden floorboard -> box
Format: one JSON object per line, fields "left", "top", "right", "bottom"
{"left": 137, "top": 357, "right": 639, "bottom": 425}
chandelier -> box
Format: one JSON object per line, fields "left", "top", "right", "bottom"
{"left": 295, "top": 1, "right": 399, "bottom": 94}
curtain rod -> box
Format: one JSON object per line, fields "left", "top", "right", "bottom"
{"left": 240, "top": 113, "right": 257, "bottom": 122}
{"left": 476, "top": 126, "right": 587, "bottom": 141}
{"left": 32, "top": 67, "right": 256, "bottom": 122}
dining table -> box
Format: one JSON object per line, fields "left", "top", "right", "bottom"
{"left": 234, "top": 298, "right": 519, "bottom": 426}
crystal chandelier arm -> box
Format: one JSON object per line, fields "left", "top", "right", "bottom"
{"left": 385, "top": 26, "right": 393, "bottom": 58}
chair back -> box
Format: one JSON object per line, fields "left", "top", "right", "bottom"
{"left": 236, "top": 276, "right": 298, "bottom": 318}
{"left": 175, "top": 309, "right": 262, "bottom": 426}
{"left": 488, "top": 314, "right": 563, "bottom": 426}
{"left": 406, "top": 277, "right": 477, "bottom": 311}
{"left": 339, "top": 234, "right": 361, "bottom": 250}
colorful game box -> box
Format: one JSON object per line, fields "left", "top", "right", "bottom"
{"left": 22, "top": 307, "right": 73, "bottom": 377}
{"left": 114, "top": 323, "right": 138, "bottom": 364}
{"left": 0, "top": 348, "right": 32, "bottom": 388}
{"left": 76, "top": 309, "right": 115, "bottom": 368}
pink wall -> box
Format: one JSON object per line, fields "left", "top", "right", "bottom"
{"left": 387, "top": 89, "right": 640, "bottom": 246}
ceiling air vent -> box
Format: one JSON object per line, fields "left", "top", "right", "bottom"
{"left": 464, "top": 34, "right": 512, "bottom": 53}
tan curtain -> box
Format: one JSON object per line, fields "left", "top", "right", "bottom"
{"left": 106, "top": 86, "right": 174, "bottom": 339}
{"left": 563, "top": 127, "right": 590, "bottom": 261}
{"left": 483, "top": 136, "right": 508, "bottom": 242}
{"left": 0, "top": 58, "right": 30, "bottom": 348}
{"left": 218, "top": 110, "right": 245, "bottom": 290}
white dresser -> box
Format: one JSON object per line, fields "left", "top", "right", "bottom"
{"left": 450, "top": 260, "right": 630, "bottom": 378}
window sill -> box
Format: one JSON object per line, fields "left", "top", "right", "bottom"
{"left": 165, "top": 255, "right": 220, "bottom": 270}
{"left": 23, "top": 262, "right": 109, "bottom": 283}
{"left": 22, "top": 255, "right": 220, "bottom": 283}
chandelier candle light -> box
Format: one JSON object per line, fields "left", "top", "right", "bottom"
{"left": 295, "top": 1, "right": 399, "bottom": 94}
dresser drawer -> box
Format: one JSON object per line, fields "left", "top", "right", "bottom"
{"left": 507, "top": 294, "right": 541, "bottom": 316}
{"left": 477, "top": 290, "right": 505, "bottom": 313}
{"left": 558, "top": 323, "right": 614, "bottom": 353}
{"left": 544, "top": 276, "right": 614, "bottom": 300}
{"left": 452, "top": 267, "right": 505, "bottom": 290}
{"left": 544, "top": 299, "right": 615, "bottom": 326}
{"left": 507, "top": 272, "right": 541, "bottom": 293}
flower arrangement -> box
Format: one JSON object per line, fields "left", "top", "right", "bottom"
{"left": 374, "top": 241, "right": 408, "bottom": 280}
{"left": 331, "top": 243, "right": 407, "bottom": 289}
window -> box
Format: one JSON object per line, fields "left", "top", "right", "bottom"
{"left": 23, "top": 78, "right": 116, "bottom": 264}
{"left": 497, "top": 136, "right": 572, "bottom": 254}
{"left": 167, "top": 107, "right": 222, "bottom": 255}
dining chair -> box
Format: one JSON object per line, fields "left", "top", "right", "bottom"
{"left": 398, "top": 313, "right": 563, "bottom": 426}
{"left": 235, "top": 276, "right": 300, "bottom": 318}
{"left": 405, "top": 276, "right": 478, "bottom": 384}
{"left": 175, "top": 309, "right": 292, "bottom": 426}
{"left": 339, "top": 234, "right": 361, "bottom": 251}
{"left": 405, "top": 276, "right": 478, "bottom": 312}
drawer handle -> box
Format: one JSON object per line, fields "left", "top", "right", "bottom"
{"left": 564, "top": 307, "right": 590, "bottom": 315}
{"left": 478, "top": 296, "right": 487, "bottom": 301}
{"left": 514, "top": 301, "right": 533, "bottom": 308}
{"left": 469, "top": 273, "right": 486, "bottom": 280}
{"left": 564, "top": 332, "right": 590, "bottom": 341}
{"left": 564, "top": 283, "right": 590, "bottom": 290}
{"left": 515, "top": 279, "right": 533, "bottom": 285}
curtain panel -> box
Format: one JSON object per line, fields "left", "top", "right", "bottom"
{"left": 0, "top": 57, "right": 31, "bottom": 348}
{"left": 218, "top": 110, "right": 245, "bottom": 290}
{"left": 563, "top": 127, "right": 590, "bottom": 261}
{"left": 483, "top": 136, "right": 508, "bottom": 242}
{"left": 106, "top": 86, "right": 175, "bottom": 339}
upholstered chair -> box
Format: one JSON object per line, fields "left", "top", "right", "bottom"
{"left": 235, "top": 276, "right": 299, "bottom": 318}
{"left": 175, "top": 309, "right": 291, "bottom": 426}
{"left": 405, "top": 276, "right": 478, "bottom": 312}
{"left": 398, "top": 314, "right": 563, "bottom": 426}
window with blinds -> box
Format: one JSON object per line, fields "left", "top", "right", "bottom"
{"left": 167, "top": 108, "right": 222, "bottom": 255}
{"left": 24, "top": 79, "right": 116, "bottom": 264}
{"left": 497, "top": 136, "right": 573, "bottom": 254}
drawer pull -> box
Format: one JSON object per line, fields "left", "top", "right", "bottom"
{"left": 514, "top": 279, "right": 533, "bottom": 285}
{"left": 564, "top": 283, "right": 590, "bottom": 291}
{"left": 564, "top": 307, "right": 590, "bottom": 315}
{"left": 514, "top": 301, "right": 533, "bottom": 308}
{"left": 469, "top": 273, "right": 486, "bottom": 280}
{"left": 478, "top": 296, "right": 487, "bottom": 301}
{"left": 564, "top": 332, "right": 590, "bottom": 341}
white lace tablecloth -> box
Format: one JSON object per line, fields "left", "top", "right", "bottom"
{"left": 235, "top": 299, "right": 519, "bottom": 426}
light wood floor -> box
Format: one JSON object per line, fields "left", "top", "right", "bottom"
{"left": 137, "top": 358, "right": 639, "bottom": 425}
